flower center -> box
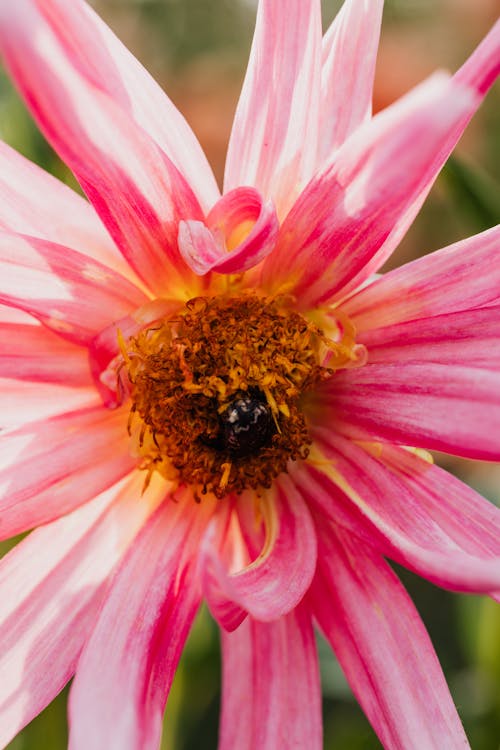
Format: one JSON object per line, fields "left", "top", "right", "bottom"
{"left": 120, "top": 294, "right": 355, "bottom": 498}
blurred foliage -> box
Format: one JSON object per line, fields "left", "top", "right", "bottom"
{"left": 1, "top": 0, "right": 499, "bottom": 748}
{"left": 442, "top": 156, "right": 500, "bottom": 232}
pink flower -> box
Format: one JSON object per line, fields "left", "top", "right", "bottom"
{"left": 0, "top": 0, "right": 499, "bottom": 748}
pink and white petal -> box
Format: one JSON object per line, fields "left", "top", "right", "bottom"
{"left": 68, "top": 489, "right": 215, "bottom": 750}
{"left": 0, "top": 323, "right": 92, "bottom": 386}
{"left": 0, "top": 231, "right": 147, "bottom": 346}
{"left": 310, "top": 527, "right": 470, "bottom": 750}
{"left": 200, "top": 478, "right": 317, "bottom": 629}
{"left": 224, "top": 0, "right": 322, "bottom": 220}
{"left": 0, "top": 140, "right": 130, "bottom": 277}
{"left": 0, "top": 304, "right": 37, "bottom": 324}
{"left": 319, "top": 0, "right": 383, "bottom": 163}
{"left": 375, "top": 444, "right": 500, "bottom": 559}
{"left": 342, "top": 225, "right": 500, "bottom": 331}
{"left": 260, "top": 74, "right": 479, "bottom": 307}
{"left": 0, "top": 2, "right": 205, "bottom": 296}
{"left": 219, "top": 605, "right": 322, "bottom": 750}
{"left": 179, "top": 187, "right": 279, "bottom": 275}
{"left": 298, "top": 433, "right": 500, "bottom": 594}
{"left": 0, "top": 472, "right": 159, "bottom": 750}
{"left": 0, "top": 405, "right": 134, "bottom": 540}
{"left": 178, "top": 221, "right": 222, "bottom": 277}
{"left": 456, "top": 18, "right": 500, "bottom": 95}
{"left": 0, "top": 378, "right": 99, "bottom": 430}
{"left": 12, "top": 0, "right": 219, "bottom": 211}
{"left": 324, "top": 362, "right": 500, "bottom": 460}
{"left": 359, "top": 306, "right": 500, "bottom": 368}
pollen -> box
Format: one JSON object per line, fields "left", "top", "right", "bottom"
{"left": 120, "top": 295, "right": 357, "bottom": 498}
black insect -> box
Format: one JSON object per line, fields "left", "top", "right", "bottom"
{"left": 221, "top": 396, "right": 273, "bottom": 457}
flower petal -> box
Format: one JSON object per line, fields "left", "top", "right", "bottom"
{"left": 0, "top": 378, "right": 98, "bottom": 430}
{"left": 0, "top": 139, "right": 129, "bottom": 277}
{"left": 359, "top": 306, "right": 500, "bottom": 368}
{"left": 319, "top": 0, "right": 383, "bottom": 163}
{"left": 342, "top": 224, "right": 500, "bottom": 331}
{"left": 260, "top": 73, "right": 482, "bottom": 308}
{"left": 11, "top": 0, "right": 219, "bottom": 210}
{"left": 0, "top": 0, "right": 205, "bottom": 295}
{"left": 219, "top": 606, "right": 322, "bottom": 750}
{"left": 0, "top": 304, "right": 34, "bottom": 324}
{"left": 325, "top": 362, "right": 500, "bottom": 460}
{"left": 299, "top": 433, "right": 500, "bottom": 594}
{"left": 224, "top": 0, "right": 322, "bottom": 219}
{"left": 0, "top": 322, "right": 91, "bottom": 386}
{"left": 379, "top": 444, "right": 500, "bottom": 559}
{"left": 261, "top": 73, "right": 479, "bottom": 305}
{"left": 178, "top": 187, "right": 279, "bottom": 275}
{"left": 310, "top": 525, "right": 471, "bottom": 750}
{"left": 456, "top": 18, "right": 500, "bottom": 96}
{"left": 0, "top": 472, "right": 158, "bottom": 749}
{"left": 68, "top": 490, "right": 215, "bottom": 750}
{"left": 0, "top": 405, "right": 134, "bottom": 540}
{"left": 0, "top": 231, "right": 147, "bottom": 346}
{"left": 200, "top": 478, "right": 317, "bottom": 629}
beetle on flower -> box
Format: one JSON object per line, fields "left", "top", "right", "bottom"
{"left": 0, "top": 0, "right": 499, "bottom": 748}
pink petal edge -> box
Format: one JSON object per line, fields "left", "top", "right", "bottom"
{"left": 260, "top": 73, "right": 478, "bottom": 307}
{"left": 0, "top": 472, "right": 158, "bottom": 749}
{"left": 0, "top": 139, "right": 130, "bottom": 278}
{"left": 68, "top": 489, "right": 215, "bottom": 750}
{"left": 299, "top": 433, "right": 500, "bottom": 595}
{"left": 200, "top": 478, "right": 317, "bottom": 629}
{"left": 224, "top": 0, "right": 322, "bottom": 219}
{"left": 0, "top": 231, "right": 147, "bottom": 346}
{"left": 310, "top": 525, "right": 470, "bottom": 749}
{"left": 342, "top": 224, "right": 500, "bottom": 331}
{"left": 0, "top": 1, "right": 206, "bottom": 296}
{"left": 219, "top": 605, "right": 322, "bottom": 750}
{"left": 324, "top": 362, "right": 500, "bottom": 461}
{"left": 318, "top": 0, "right": 383, "bottom": 163}
{"left": 0, "top": 405, "right": 134, "bottom": 540}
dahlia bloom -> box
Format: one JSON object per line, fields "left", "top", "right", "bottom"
{"left": 0, "top": 0, "right": 499, "bottom": 747}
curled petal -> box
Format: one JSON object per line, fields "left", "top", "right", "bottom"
{"left": 178, "top": 188, "right": 279, "bottom": 275}
{"left": 310, "top": 526, "right": 471, "bottom": 750}
{"left": 219, "top": 606, "right": 322, "bottom": 750}
{"left": 200, "top": 478, "right": 317, "bottom": 629}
